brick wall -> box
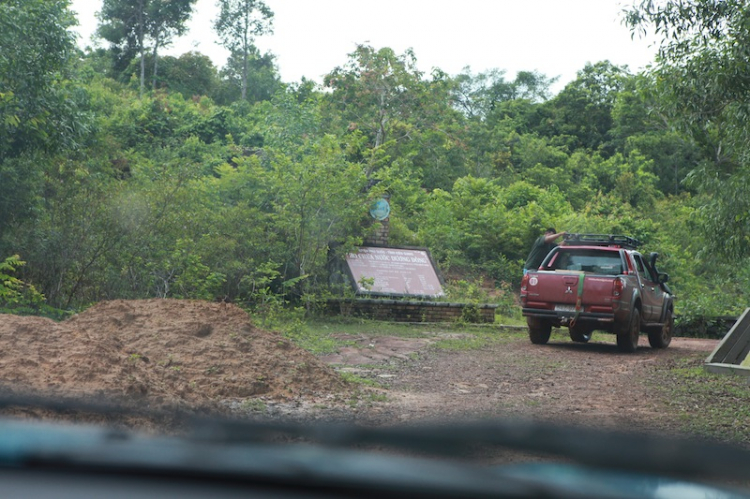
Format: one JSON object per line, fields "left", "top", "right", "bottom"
{"left": 328, "top": 298, "right": 497, "bottom": 323}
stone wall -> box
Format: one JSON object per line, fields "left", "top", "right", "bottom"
{"left": 328, "top": 298, "right": 497, "bottom": 323}
{"left": 364, "top": 219, "right": 390, "bottom": 247}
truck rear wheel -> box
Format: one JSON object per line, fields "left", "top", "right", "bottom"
{"left": 648, "top": 309, "right": 673, "bottom": 349}
{"left": 616, "top": 308, "right": 640, "bottom": 353}
{"left": 527, "top": 317, "right": 552, "bottom": 345}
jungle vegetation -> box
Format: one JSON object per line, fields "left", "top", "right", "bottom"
{"left": 1, "top": 0, "right": 748, "bottom": 324}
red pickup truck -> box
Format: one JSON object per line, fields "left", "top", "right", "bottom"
{"left": 520, "top": 234, "right": 674, "bottom": 352}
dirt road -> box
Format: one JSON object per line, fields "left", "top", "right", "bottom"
{"left": 0, "top": 300, "right": 720, "bottom": 442}
{"left": 313, "top": 330, "right": 718, "bottom": 434}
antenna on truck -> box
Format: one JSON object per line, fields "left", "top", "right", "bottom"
{"left": 563, "top": 233, "right": 641, "bottom": 250}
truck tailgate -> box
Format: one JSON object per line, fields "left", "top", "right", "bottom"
{"left": 524, "top": 271, "right": 616, "bottom": 308}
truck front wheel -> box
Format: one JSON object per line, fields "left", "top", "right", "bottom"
{"left": 648, "top": 309, "right": 673, "bottom": 349}
{"left": 527, "top": 317, "right": 552, "bottom": 345}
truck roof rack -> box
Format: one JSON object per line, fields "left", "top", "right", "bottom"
{"left": 563, "top": 233, "right": 641, "bottom": 249}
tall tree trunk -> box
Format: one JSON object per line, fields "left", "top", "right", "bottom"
{"left": 375, "top": 89, "right": 387, "bottom": 148}
{"left": 241, "top": 11, "right": 249, "bottom": 100}
{"left": 152, "top": 37, "right": 160, "bottom": 90}
{"left": 242, "top": 51, "right": 248, "bottom": 100}
{"left": 137, "top": 0, "right": 146, "bottom": 97}
{"left": 139, "top": 47, "right": 146, "bottom": 97}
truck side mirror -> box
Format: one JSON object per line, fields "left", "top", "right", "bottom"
{"left": 658, "top": 272, "right": 669, "bottom": 284}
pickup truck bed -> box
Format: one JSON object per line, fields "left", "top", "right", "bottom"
{"left": 520, "top": 237, "right": 674, "bottom": 352}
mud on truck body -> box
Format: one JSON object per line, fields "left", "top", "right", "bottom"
{"left": 520, "top": 234, "right": 674, "bottom": 353}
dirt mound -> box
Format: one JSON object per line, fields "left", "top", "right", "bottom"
{"left": 0, "top": 299, "right": 350, "bottom": 412}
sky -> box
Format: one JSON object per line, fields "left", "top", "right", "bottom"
{"left": 69, "top": 0, "right": 658, "bottom": 94}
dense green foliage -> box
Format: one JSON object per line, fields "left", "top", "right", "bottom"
{"left": 97, "top": 0, "right": 197, "bottom": 94}
{"left": 0, "top": 1, "right": 748, "bottom": 322}
{"left": 626, "top": 0, "right": 750, "bottom": 260}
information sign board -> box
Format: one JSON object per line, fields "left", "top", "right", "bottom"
{"left": 345, "top": 247, "right": 444, "bottom": 297}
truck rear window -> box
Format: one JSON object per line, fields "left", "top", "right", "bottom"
{"left": 546, "top": 250, "right": 623, "bottom": 276}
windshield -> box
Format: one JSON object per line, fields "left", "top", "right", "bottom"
{"left": 546, "top": 249, "right": 624, "bottom": 275}
{"left": 3, "top": 0, "right": 750, "bottom": 497}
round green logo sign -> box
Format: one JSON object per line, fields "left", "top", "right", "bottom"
{"left": 369, "top": 198, "right": 391, "bottom": 221}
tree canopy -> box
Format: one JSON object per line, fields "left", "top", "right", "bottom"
{"left": 626, "top": 0, "right": 750, "bottom": 258}
{"left": 97, "top": 0, "right": 197, "bottom": 94}
{"left": 214, "top": 0, "right": 274, "bottom": 101}
{"left": 0, "top": 0, "right": 746, "bottom": 324}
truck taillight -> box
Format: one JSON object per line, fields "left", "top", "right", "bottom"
{"left": 613, "top": 277, "right": 624, "bottom": 297}
{"left": 521, "top": 274, "right": 530, "bottom": 293}
{"left": 520, "top": 274, "right": 530, "bottom": 305}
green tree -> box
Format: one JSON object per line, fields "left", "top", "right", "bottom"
{"left": 0, "top": 0, "right": 78, "bottom": 158}
{"left": 146, "top": 0, "right": 198, "bottom": 90}
{"left": 539, "top": 61, "right": 629, "bottom": 156}
{"left": 452, "top": 68, "right": 509, "bottom": 119}
{"left": 450, "top": 69, "right": 558, "bottom": 190}
{"left": 0, "top": 0, "right": 87, "bottom": 239}
{"left": 151, "top": 51, "right": 219, "bottom": 98}
{"left": 0, "top": 255, "right": 45, "bottom": 310}
{"left": 97, "top": 0, "right": 196, "bottom": 95}
{"left": 626, "top": 0, "right": 750, "bottom": 257}
{"left": 324, "top": 45, "right": 464, "bottom": 189}
{"left": 214, "top": 0, "right": 274, "bottom": 101}
{"left": 15, "top": 177, "right": 126, "bottom": 308}
{"left": 324, "top": 45, "right": 425, "bottom": 153}
{"left": 610, "top": 74, "right": 701, "bottom": 195}
{"left": 416, "top": 178, "right": 573, "bottom": 281}
{"left": 97, "top": 0, "right": 149, "bottom": 92}
{"left": 214, "top": 48, "right": 281, "bottom": 104}
{"left": 452, "top": 68, "right": 555, "bottom": 120}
